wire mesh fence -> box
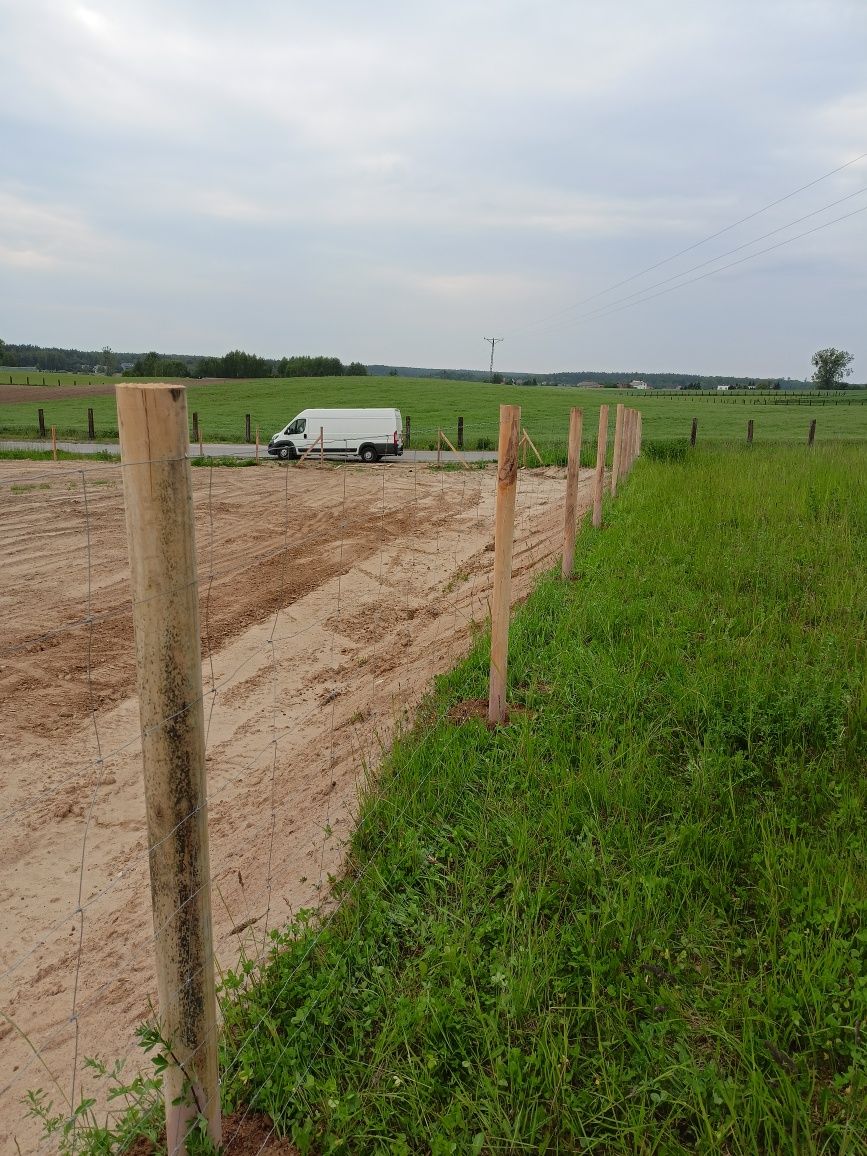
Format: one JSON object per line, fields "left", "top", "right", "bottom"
{"left": 0, "top": 396, "right": 628, "bottom": 1154}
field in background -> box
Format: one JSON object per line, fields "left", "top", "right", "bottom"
{"left": 1, "top": 376, "right": 867, "bottom": 447}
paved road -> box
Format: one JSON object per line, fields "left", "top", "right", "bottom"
{"left": 0, "top": 439, "right": 500, "bottom": 464}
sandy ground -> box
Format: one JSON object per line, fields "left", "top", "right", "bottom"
{"left": 0, "top": 458, "right": 594, "bottom": 1154}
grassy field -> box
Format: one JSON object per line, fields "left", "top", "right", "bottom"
{"left": 1, "top": 377, "right": 866, "bottom": 447}
{"left": 52, "top": 443, "right": 867, "bottom": 1154}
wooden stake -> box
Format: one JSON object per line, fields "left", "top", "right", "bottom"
{"left": 521, "top": 428, "right": 544, "bottom": 466}
{"left": 488, "top": 404, "right": 520, "bottom": 725}
{"left": 199, "top": 430, "right": 204, "bottom": 458}
{"left": 320, "top": 425, "right": 324, "bottom": 466}
{"left": 690, "top": 416, "right": 698, "bottom": 447}
{"left": 255, "top": 426, "right": 260, "bottom": 462}
{"left": 747, "top": 418, "right": 754, "bottom": 445}
{"left": 437, "top": 430, "right": 442, "bottom": 469}
{"left": 245, "top": 413, "right": 251, "bottom": 443}
{"left": 51, "top": 426, "right": 57, "bottom": 462}
{"left": 115, "top": 384, "right": 220, "bottom": 1156}
{"left": 561, "top": 407, "right": 583, "bottom": 580}
{"left": 191, "top": 411, "right": 199, "bottom": 445}
{"left": 87, "top": 407, "right": 95, "bottom": 440}
{"left": 625, "top": 409, "right": 635, "bottom": 473}
{"left": 592, "top": 405, "right": 608, "bottom": 529}
{"left": 457, "top": 415, "right": 464, "bottom": 449}
{"left": 297, "top": 429, "right": 323, "bottom": 466}
{"left": 808, "top": 418, "right": 816, "bottom": 447}
{"left": 439, "top": 429, "right": 473, "bottom": 469}
{"left": 611, "top": 403, "right": 625, "bottom": 496}
{"left": 38, "top": 408, "right": 46, "bottom": 438}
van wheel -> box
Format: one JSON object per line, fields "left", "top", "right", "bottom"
{"left": 359, "top": 445, "right": 379, "bottom": 463}
{"left": 278, "top": 445, "right": 292, "bottom": 460}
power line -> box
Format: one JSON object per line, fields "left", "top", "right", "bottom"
{"left": 528, "top": 185, "right": 867, "bottom": 337}
{"left": 513, "top": 149, "right": 867, "bottom": 336}
{"left": 535, "top": 202, "right": 867, "bottom": 333}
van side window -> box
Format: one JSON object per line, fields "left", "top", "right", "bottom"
{"left": 286, "top": 418, "right": 306, "bottom": 435}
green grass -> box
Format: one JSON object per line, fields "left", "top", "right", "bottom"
{"left": 204, "top": 443, "right": 867, "bottom": 1154}
{"left": 1, "top": 377, "right": 866, "bottom": 446}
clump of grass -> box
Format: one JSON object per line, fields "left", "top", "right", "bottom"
{"left": 643, "top": 437, "right": 690, "bottom": 461}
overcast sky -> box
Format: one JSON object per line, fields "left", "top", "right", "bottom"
{"left": 1, "top": 0, "right": 865, "bottom": 377}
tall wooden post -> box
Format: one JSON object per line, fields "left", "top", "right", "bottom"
{"left": 457, "top": 415, "right": 464, "bottom": 450}
{"left": 38, "top": 408, "right": 46, "bottom": 438}
{"left": 255, "top": 426, "right": 260, "bottom": 461}
{"left": 437, "top": 430, "right": 442, "bottom": 469}
{"left": 611, "top": 403, "right": 625, "bottom": 496}
{"left": 319, "top": 425, "right": 324, "bottom": 466}
{"left": 87, "top": 407, "right": 95, "bottom": 440}
{"left": 115, "top": 384, "right": 220, "bottom": 1156}
{"left": 489, "top": 405, "right": 520, "bottom": 725}
{"left": 747, "top": 418, "right": 754, "bottom": 445}
{"left": 405, "top": 415, "right": 411, "bottom": 448}
{"left": 245, "top": 413, "right": 251, "bottom": 443}
{"left": 51, "top": 426, "right": 57, "bottom": 462}
{"left": 561, "top": 407, "right": 583, "bottom": 580}
{"left": 628, "top": 409, "right": 637, "bottom": 471}
{"left": 191, "top": 411, "right": 199, "bottom": 444}
{"left": 621, "top": 409, "right": 631, "bottom": 475}
{"left": 592, "top": 405, "right": 608, "bottom": 529}
{"left": 808, "top": 419, "right": 816, "bottom": 447}
{"left": 690, "top": 416, "right": 698, "bottom": 447}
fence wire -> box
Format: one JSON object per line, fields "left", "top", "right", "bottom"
{"left": 0, "top": 438, "right": 609, "bottom": 1154}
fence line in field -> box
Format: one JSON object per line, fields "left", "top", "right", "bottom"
{"left": 0, "top": 392, "right": 642, "bottom": 1154}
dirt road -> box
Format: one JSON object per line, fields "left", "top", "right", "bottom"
{"left": 0, "top": 458, "right": 593, "bottom": 1153}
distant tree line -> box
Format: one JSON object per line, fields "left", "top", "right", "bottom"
{"left": 0, "top": 340, "right": 368, "bottom": 379}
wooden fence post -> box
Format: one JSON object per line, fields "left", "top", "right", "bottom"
{"left": 690, "top": 416, "right": 698, "bottom": 447}
{"left": 255, "top": 426, "right": 260, "bottom": 461}
{"left": 199, "top": 428, "right": 204, "bottom": 458}
{"left": 562, "top": 407, "right": 583, "bottom": 580}
{"left": 611, "top": 403, "right": 624, "bottom": 496}
{"left": 51, "top": 426, "right": 57, "bottom": 462}
{"left": 245, "top": 413, "right": 251, "bottom": 443}
{"left": 87, "top": 408, "right": 95, "bottom": 440}
{"left": 320, "top": 425, "right": 324, "bottom": 466}
{"left": 191, "top": 411, "right": 199, "bottom": 444}
{"left": 808, "top": 419, "right": 816, "bottom": 447}
{"left": 747, "top": 418, "right": 754, "bottom": 445}
{"left": 38, "top": 408, "right": 46, "bottom": 438}
{"left": 489, "top": 404, "right": 520, "bottom": 725}
{"left": 437, "top": 430, "right": 442, "bottom": 469}
{"left": 457, "top": 415, "right": 464, "bottom": 449}
{"left": 405, "top": 415, "right": 411, "bottom": 447}
{"left": 592, "top": 405, "right": 609, "bottom": 529}
{"left": 115, "top": 384, "right": 221, "bottom": 1156}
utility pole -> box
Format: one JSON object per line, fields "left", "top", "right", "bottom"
{"left": 483, "top": 337, "right": 504, "bottom": 382}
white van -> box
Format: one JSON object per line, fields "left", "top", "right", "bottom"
{"left": 267, "top": 408, "right": 403, "bottom": 462}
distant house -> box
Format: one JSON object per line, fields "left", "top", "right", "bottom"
{"left": 716, "top": 384, "right": 731, "bottom": 392}
{"left": 576, "top": 380, "right": 603, "bottom": 388}
{"left": 630, "top": 379, "right": 650, "bottom": 390}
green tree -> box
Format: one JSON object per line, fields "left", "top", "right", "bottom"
{"left": 811, "top": 348, "right": 853, "bottom": 390}
{"left": 101, "top": 346, "right": 117, "bottom": 376}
